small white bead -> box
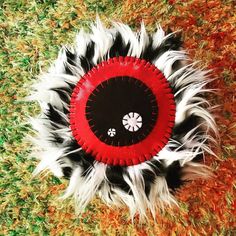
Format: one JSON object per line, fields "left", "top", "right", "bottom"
{"left": 107, "top": 128, "right": 116, "bottom": 137}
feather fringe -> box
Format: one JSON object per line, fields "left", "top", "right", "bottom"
{"left": 28, "top": 19, "right": 217, "bottom": 220}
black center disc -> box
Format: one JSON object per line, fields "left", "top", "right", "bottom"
{"left": 86, "top": 76, "right": 158, "bottom": 146}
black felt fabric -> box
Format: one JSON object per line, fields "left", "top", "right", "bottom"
{"left": 86, "top": 76, "right": 158, "bottom": 146}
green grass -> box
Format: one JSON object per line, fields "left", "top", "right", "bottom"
{"left": 1, "top": 0, "right": 235, "bottom": 235}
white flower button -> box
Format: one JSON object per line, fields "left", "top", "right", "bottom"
{"left": 122, "top": 112, "right": 142, "bottom": 132}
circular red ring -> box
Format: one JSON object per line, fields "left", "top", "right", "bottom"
{"left": 70, "top": 56, "right": 176, "bottom": 166}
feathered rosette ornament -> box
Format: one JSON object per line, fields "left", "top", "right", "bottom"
{"left": 29, "top": 20, "right": 217, "bottom": 219}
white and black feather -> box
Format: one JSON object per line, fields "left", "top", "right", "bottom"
{"left": 28, "top": 19, "right": 217, "bottom": 220}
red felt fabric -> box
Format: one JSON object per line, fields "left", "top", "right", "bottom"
{"left": 70, "top": 56, "right": 176, "bottom": 166}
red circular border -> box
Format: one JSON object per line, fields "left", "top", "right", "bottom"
{"left": 70, "top": 56, "right": 176, "bottom": 166}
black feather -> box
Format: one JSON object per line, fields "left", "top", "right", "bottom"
{"left": 64, "top": 49, "right": 77, "bottom": 75}
{"left": 62, "top": 167, "right": 73, "bottom": 179}
{"left": 141, "top": 32, "right": 182, "bottom": 62}
{"left": 109, "top": 32, "right": 131, "bottom": 58}
{"left": 45, "top": 104, "right": 68, "bottom": 128}
{"left": 80, "top": 42, "right": 95, "bottom": 72}
{"left": 106, "top": 166, "right": 132, "bottom": 194}
{"left": 165, "top": 161, "right": 183, "bottom": 190}
{"left": 65, "top": 139, "right": 94, "bottom": 177}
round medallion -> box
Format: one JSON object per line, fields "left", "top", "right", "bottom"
{"left": 70, "top": 56, "right": 175, "bottom": 166}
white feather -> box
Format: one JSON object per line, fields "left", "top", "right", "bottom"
{"left": 74, "top": 162, "right": 107, "bottom": 213}
{"left": 154, "top": 50, "right": 187, "bottom": 77}
{"left": 90, "top": 18, "right": 113, "bottom": 63}
{"left": 33, "top": 147, "right": 67, "bottom": 177}
{"left": 152, "top": 24, "right": 165, "bottom": 48}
